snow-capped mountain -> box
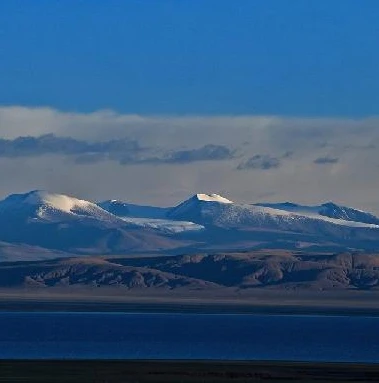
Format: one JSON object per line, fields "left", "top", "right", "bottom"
{"left": 168, "top": 193, "right": 379, "bottom": 231}
{"left": 167, "top": 193, "right": 233, "bottom": 223}
{"left": 0, "top": 190, "right": 122, "bottom": 225}
{"left": 0, "top": 191, "right": 183, "bottom": 254}
{"left": 2, "top": 189, "right": 379, "bottom": 258}
{"left": 98, "top": 199, "right": 203, "bottom": 233}
{"left": 254, "top": 202, "right": 379, "bottom": 225}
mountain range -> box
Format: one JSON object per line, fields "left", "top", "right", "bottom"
{"left": 4, "top": 251, "right": 379, "bottom": 291}
{"left": 0, "top": 190, "right": 379, "bottom": 260}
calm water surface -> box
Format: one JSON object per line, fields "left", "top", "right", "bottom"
{"left": 0, "top": 312, "right": 378, "bottom": 362}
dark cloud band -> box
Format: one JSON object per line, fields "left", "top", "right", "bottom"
{"left": 314, "top": 156, "right": 339, "bottom": 164}
{"left": 237, "top": 154, "right": 281, "bottom": 170}
{"left": 0, "top": 134, "right": 235, "bottom": 166}
{"left": 163, "top": 144, "right": 235, "bottom": 163}
{"left": 0, "top": 134, "right": 141, "bottom": 158}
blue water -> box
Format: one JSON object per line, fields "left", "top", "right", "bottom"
{"left": 0, "top": 312, "right": 379, "bottom": 362}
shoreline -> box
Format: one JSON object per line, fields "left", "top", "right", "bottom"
{"left": 1, "top": 360, "right": 379, "bottom": 382}
{"left": 1, "top": 288, "right": 379, "bottom": 316}
{"left": 1, "top": 297, "right": 379, "bottom": 316}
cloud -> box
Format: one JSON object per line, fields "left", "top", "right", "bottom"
{"left": 117, "top": 144, "right": 235, "bottom": 165}
{"left": 314, "top": 156, "right": 339, "bottom": 164}
{"left": 1, "top": 106, "right": 378, "bottom": 152}
{"left": 163, "top": 144, "right": 235, "bottom": 163}
{"left": 74, "top": 153, "right": 107, "bottom": 165}
{"left": 237, "top": 155, "right": 281, "bottom": 170}
{"left": 0, "top": 133, "right": 236, "bottom": 166}
{"left": 0, "top": 134, "right": 142, "bottom": 159}
{"left": 0, "top": 105, "right": 379, "bottom": 213}
{"left": 282, "top": 151, "right": 294, "bottom": 158}
{"left": 0, "top": 134, "right": 87, "bottom": 157}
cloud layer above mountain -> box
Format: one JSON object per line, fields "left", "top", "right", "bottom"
{"left": 237, "top": 155, "right": 281, "bottom": 170}
{"left": 0, "top": 106, "right": 378, "bottom": 213}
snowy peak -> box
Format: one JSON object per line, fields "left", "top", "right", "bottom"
{"left": 0, "top": 190, "right": 119, "bottom": 223}
{"left": 1, "top": 190, "right": 379, "bottom": 254}
{"left": 24, "top": 191, "right": 94, "bottom": 212}
{"left": 195, "top": 193, "right": 233, "bottom": 204}
{"left": 168, "top": 193, "right": 233, "bottom": 221}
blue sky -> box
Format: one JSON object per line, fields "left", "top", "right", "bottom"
{"left": 2, "top": 1, "right": 379, "bottom": 208}
{"left": 1, "top": 0, "right": 379, "bottom": 116}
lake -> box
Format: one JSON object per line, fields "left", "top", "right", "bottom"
{"left": 1, "top": 312, "right": 379, "bottom": 362}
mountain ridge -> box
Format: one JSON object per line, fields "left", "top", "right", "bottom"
{"left": 4, "top": 250, "right": 379, "bottom": 291}
{"left": 0, "top": 190, "right": 379, "bottom": 258}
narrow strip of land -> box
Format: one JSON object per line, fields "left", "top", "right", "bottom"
{"left": 1, "top": 288, "right": 379, "bottom": 316}
{"left": 1, "top": 360, "right": 379, "bottom": 382}
{"left": 2, "top": 298, "right": 379, "bottom": 316}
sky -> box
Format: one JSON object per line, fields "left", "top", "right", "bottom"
{"left": 1, "top": 1, "right": 379, "bottom": 211}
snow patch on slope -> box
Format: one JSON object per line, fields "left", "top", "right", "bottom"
{"left": 98, "top": 200, "right": 169, "bottom": 219}
{"left": 119, "top": 217, "right": 204, "bottom": 234}
{"left": 98, "top": 199, "right": 202, "bottom": 233}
